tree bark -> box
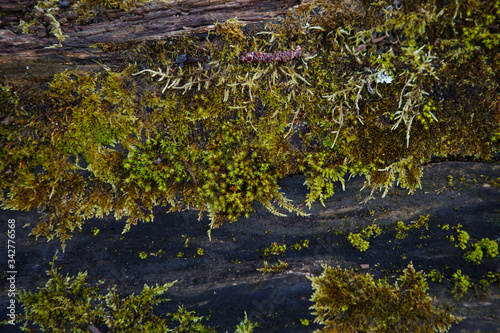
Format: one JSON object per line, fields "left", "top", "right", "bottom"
{"left": 0, "top": 0, "right": 302, "bottom": 77}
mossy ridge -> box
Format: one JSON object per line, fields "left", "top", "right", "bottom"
{"left": 309, "top": 262, "right": 462, "bottom": 332}
{"left": 1, "top": 0, "right": 499, "bottom": 245}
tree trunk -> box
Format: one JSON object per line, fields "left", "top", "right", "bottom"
{"left": 0, "top": 0, "right": 302, "bottom": 77}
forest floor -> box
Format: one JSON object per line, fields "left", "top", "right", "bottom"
{"left": 1, "top": 160, "right": 500, "bottom": 332}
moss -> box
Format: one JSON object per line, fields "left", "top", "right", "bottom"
{"left": 479, "top": 238, "right": 499, "bottom": 258}
{"left": 19, "top": 0, "right": 163, "bottom": 31}
{"left": 260, "top": 242, "right": 287, "bottom": 257}
{"left": 15, "top": 253, "right": 211, "bottom": 332}
{"left": 455, "top": 230, "right": 470, "bottom": 250}
{"left": 257, "top": 260, "right": 288, "bottom": 274}
{"left": 168, "top": 306, "right": 216, "bottom": 333}
{"left": 464, "top": 244, "right": 484, "bottom": 265}
{"left": 347, "top": 223, "right": 381, "bottom": 252}
{"left": 395, "top": 215, "right": 429, "bottom": 239}
{"left": 451, "top": 270, "right": 471, "bottom": 300}
{"left": 309, "top": 262, "right": 461, "bottom": 332}
{"left": 395, "top": 221, "right": 409, "bottom": 239}
{"left": 487, "top": 272, "right": 500, "bottom": 287}
{"left": 347, "top": 232, "right": 370, "bottom": 252}
{"left": 235, "top": 312, "right": 257, "bottom": 333}
{"left": 1, "top": 0, "right": 499, "bottom": 245}
{"left": 427, "top": 269, "right": 444, "bottom": 283}
{"left": 292, "top": 239, "right": 310, "bottom": 250}
{"left": 464, "top": 238, "right": 499, "bottom": 265}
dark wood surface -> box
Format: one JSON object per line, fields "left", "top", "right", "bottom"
{"left": 0, "top": 0, "right": 301, "bottom": 72}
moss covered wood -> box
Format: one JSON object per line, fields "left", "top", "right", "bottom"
{"left": 1, "top": 0, "right": 499, "bottom": 247}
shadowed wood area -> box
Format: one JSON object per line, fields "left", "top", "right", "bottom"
{"left": 0, "top": 0, "right": 301, "bottom": 74}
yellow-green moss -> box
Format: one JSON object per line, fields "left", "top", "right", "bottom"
{"left": 309, "top": 262, "right": 461, "bottom": 332}
{"left": 347, "top": 223, "right": 381, "bottom": 251}
{"left": 451, "top": 269, "right": 471, "bottom": 300}
{"left": 257, "top": 260, "right": 288, "bottom": 274}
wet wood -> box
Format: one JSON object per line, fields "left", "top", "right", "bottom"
{"left": 0, "top": 0, "right": 301, "bottom": 72}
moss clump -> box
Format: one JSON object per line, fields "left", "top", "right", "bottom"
{"left": 309, "top": 262, "right": 461, "bottom": 332}
{"left": 347, "top": 223, "right": 381, "bottom": 251}
{"left": 450, "top": 270, "right": 471, "bottom": 300}
{"left": 15, "top": 255, "right": 254, "bottom": 332}
{"left": 426, "top": 269, "right": 444, "bottom": 283}
{"left": 395, "top": 221, "right": 409, "bottom": 240}
{"left": 19, "top": 0, "right": 163, "bottom": 32}
{"left": 292, "top": 239, "right": 310, "bottom": 250}
{"left": 487, "top": 272, "right": 500, "bottom": 287}
{"left": 261, "top": 242, "right": 287, "bottom": 257}
{"left": 234, "top": 312, "right": 256, "bottom": 333}
{"left": 347, "top": 232, "right": 369, "bottom": 251}
{"left": 257, "top": 260, "right": 289, "bottom": 274}
{"left": 464, "top": 238, "right": 499, "bottom": 265}
{"left": 0, "top": 67, "right": 149, "bottom": 248}
{"left": 455, "top": 229, "right": 470, "bottom": 250}
{"left": 447, "top": 224, "right": 469, "bottom": 250}
{"left": 479, "top": 238, "right": 499, "bottom": 258}
{"left": 395, "top": 214, "right": 429, "bottom": 239}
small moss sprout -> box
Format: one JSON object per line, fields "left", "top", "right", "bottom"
{"left": 347, "top": 223, "right": 381, "bottom": 252}
{"left": 257, "top": 260, "right": 289, "bottom": 274}
{"left": 261, "top": 243, "right": 287, "bottom": 257}
{"left": 451, "top": 270, "right": 471, "bottom": 300}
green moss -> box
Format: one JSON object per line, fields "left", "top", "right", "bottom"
{"left": 464, "top": 244, "right": 484, "bottom": 265}
{"left": 478, "top": 279, "right": 490, "bottom": 291}
{"left": 168, "top": 306, "right": 216, "bottom": 333}
{"left": 2, "top": 0, "right": 499, "bottom": 245}
{"left": 395, "top": 221, "right": 409, "bottom": 239}
{"left": 464, "top": 238, "right": 499, "bottom": 265}
{"left": 257, "top": 260, "right": 288, "bottom": 274}
{"left": 395, "top": 215, "right": 429, "bottom": 239}
{"left": 292, "top": 239, "right": 310, "bottom": 250}
{"left": 91, "top": 227, "right": 100, "bottom": 236}
{"left": 487, "top": 272, "right": 500, "bottom": 287}
{"left": 347, "top": 223, "right": 381, "bottom": 252}
{"left": 15, "top": 253, "right": 211, "bottom": 332}
{"left": 261, "top": 242, "right": 287, "bottom": 257}
{"left": 451, "top": 270, "right": 471, "bottom": 300}
{"left": 479, "top": 238, "right": 499, "bottom": 258}
{"left": 455, "top": 230, "right": 470, "bottom": 250}
{"left": 309, "top": 262, "right": 461, "bottom": 332}
{"left": 234, "top": 312, "right": 256, "bottom": 333}
{"left": 347, "top": 232, "right": 370, "bottom": 252}
{"left": 426, "top": 269, "right": 444, "bottom": 283}
{"left": 19, "top": 0, "right": 162, "bottom": 31}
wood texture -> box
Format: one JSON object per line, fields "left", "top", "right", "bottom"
{"left": 0, "top": 0, "right": 301, "bottom": 70}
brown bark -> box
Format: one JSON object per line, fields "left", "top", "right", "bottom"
{"left": 0, "top": 0, "right": 301, "bottom": 76}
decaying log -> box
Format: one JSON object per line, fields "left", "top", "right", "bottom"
{"left": 0, "top": 0, "right": 302, "bottom": 77}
